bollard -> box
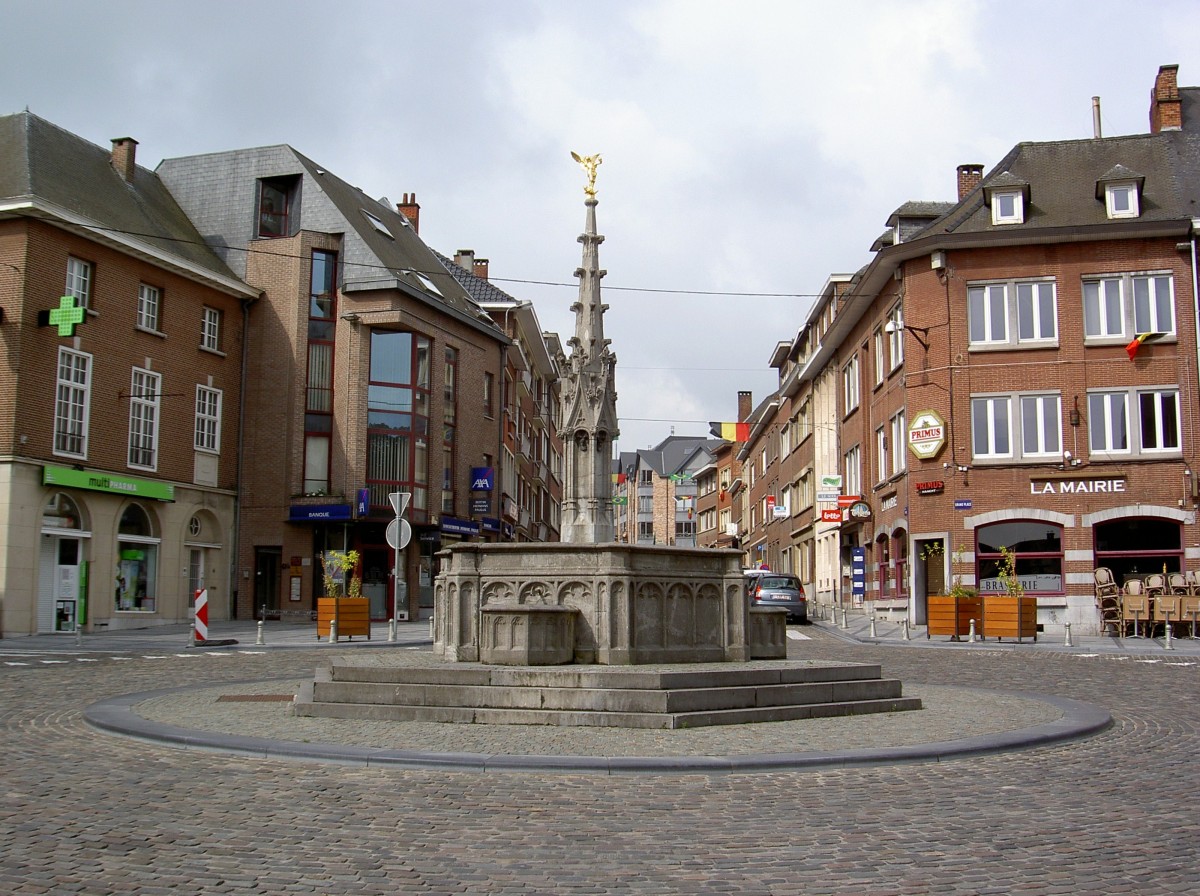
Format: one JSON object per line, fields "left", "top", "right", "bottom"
{"left": 902, "top": 618, "right": 910, "bottom": 640}
{"left": 388, "top": 619, "right": 397, "bottom": 643}
{"left": 869, "top": 615, "right": 877, "bottom": 638}
{"left": 840, "top": 606, "right": 848, "bottom": 630}
{"left": 75, "top": 624, "right": 82, "bottom": 647}
{"left": 968, "top": 618, "right": 977, "bottom": 643}
{"left": 1165, "top": 616, "right": 1174, "bottom": 650}
{"left": 328, "top": 618, "right": 338, "bottom": 643}
{"left": 256, "top": 620, "right": 265, "bottom": 646}
{"left": 1063, "top": 621, "right": 1073, "bottom": 648}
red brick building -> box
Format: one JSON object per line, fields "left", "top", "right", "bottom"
{"left": 0, "top": 113, "right": 255, "bottom": 634}
{"left": 158, "top": 150, "right": 509, "bottom": 622}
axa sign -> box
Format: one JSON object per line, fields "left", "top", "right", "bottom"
{"left": 470, "top": 466, "right": 495, "bottom": 491}
{"left": 908, "top": 410, "right": 947, "bottom": 460}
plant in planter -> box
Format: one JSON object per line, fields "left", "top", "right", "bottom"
{"left": 321, "top": 550, "right": 362, "bottom": 598}
{"left": 926, "top": 545, "right": 980, "bottom": 639}
{"left": 982, "top": 544, "right": 1036, "bottom": 641}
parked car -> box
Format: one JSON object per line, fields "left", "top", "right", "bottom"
{"left": 746, "top": 572, "right": 808, "bottom": 623}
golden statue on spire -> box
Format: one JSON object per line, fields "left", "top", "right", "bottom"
{"left": 571, "top": 151, "right": 602, "bottom": 197}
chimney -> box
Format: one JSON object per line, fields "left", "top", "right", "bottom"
{"left": 737, "top": 390, "right": 753, "bottom": 423}
{"left": 397, "top": 193, "right": 420, "bottom": 233}
{"left": 1150, "top": 64, "right": 1181, "bottom": 133}
{"left": 956, "top": 164, "right": 984, "bottom": 201}
{"left": 454, "top": 249, "right": 475, "bottom": 271}
{"left": 473, "top": 257, "right": 489, "bottom": 280}
{"left": 111, "top": 137, "right": 138, "bottom": 182}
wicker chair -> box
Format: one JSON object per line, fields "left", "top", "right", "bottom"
{"left": 1093, "top": 567, "right": 1122, "bottom": 635}
{"left": 1122, "top": 579, "right": 1149, "bottom": 638}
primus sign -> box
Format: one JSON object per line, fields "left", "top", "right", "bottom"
{"left": 907, "top": 410, "right": 946, "bottom": 460}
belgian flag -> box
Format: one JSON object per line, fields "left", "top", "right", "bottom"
{"left": 709, "top": 421, "right": 750, "bottom": 441}
{"left": 1125, "top": 332, "right": 1166, "bottom": 360}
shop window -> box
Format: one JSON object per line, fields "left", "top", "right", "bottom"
{"left": 1094, "top": 517, "right": 1183, "bottom": 584}
{"left": 976, "top": 521, "right": 1063, "bottom": 595}
{"left": 116, "top": 503, "right": 159, "bottom": 612}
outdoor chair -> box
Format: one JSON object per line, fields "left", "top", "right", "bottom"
{"left": 1093, "top": 567, "right": 1121, "bottom": 635}
{"left": 1167, "top": 572, "right": 1191, "bottom": 595}
{"left": 1122, "top": 580, "right": 1148, "bottom": 638}
{"left": 1153, "top": 593, "right": 1183, "bottom": 639}
{"left": 1181, "top": 594, "right": 1200, "bottom": 639}
{"left": 1144, "top": 573, "right": 1167, "bottom": 598}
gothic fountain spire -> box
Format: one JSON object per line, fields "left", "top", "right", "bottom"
{"left": 558, "top": 152, "right": 619, "bottom": 543}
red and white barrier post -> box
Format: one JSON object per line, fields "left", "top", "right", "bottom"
{"left": 193, "top": 588, "right": 208, "bottom": 645}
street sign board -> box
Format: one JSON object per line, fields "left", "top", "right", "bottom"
{"left": 954, "top": 498, "right": 973, "bottom": 511}
{"left": 820, "top": 509, "right": 843, "bottom": 523}
{"left": 816, "top": 491, "right": 841, "bottom": 503}
{"left": 388, "top": 491, "right": 411, "bottom": 517}
{"left": 837, "top": 494, "right": 861, "bottom": 508}
{"left": 386, "top": 518, "right": 413, "bottom": 549}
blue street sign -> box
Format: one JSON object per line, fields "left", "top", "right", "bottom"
{"left": 954, "top": 499, "right": 973, "bottom": 510}
{"left": 851, "top": 546, "right": 866, "bottom": 597}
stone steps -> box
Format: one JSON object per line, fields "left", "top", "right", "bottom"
{"left": 293, "top": 660, "right": 922, "bottom": 730}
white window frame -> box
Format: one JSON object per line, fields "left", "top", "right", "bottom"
{"left": 844, "top": 444, "right": 861, "bottom": 496}
{"left": 1132, "top": 274, "right": 1175, "bottom": 336}
{"left": 195, "top": 385, "right": 222, "bottom": 453}
{"left": 1105, "top": 182, "right": 1139, "bottom": 219}
{"left": 972, "top": 392, "right": 1063, "bottom": 461}
{"left": 1019, "top": 393, "right": 1062, "bottom": 458}
{"left": 887, "top": 305, "right": 904, "bottom": 369}
{"left": 201, "top": 307, "right": 221, "bottom": 352}
{"left": 1138, "top": 389, "right": 1181, "bottom": 453}
{"left": 1083, "top": 272, "right": 1175, "bottom": 343}
{"left": 890, "top": 410, "right": 907, "bottom": 475}
{"left": 137, "top": 284, "right": 161, "bottom": 332}
{"left": 65, "top": 257, "right": 93, "bottom": 310}
{"left": 128, "top": 368, "right": 161, "bottom": 471}
{"left": 873, "top": 329, "right": 885, "bottom": 385}
{"left": 875, "top": 426, "right": 888, "bottom": 483}
{"left": 991, "top": 190, "right": 1024, "bottom": 225}
{"left": 969, "top": 279, "right": 1057, "bottom": 348}
{"left": 843, "top": 355, "right": 860, "bottom": 413}
{"left": 54, "top": 347, "right": 91, "bottom": 459}
{"left": 1089, "top": 388, "right": 1180, "bottom": 457}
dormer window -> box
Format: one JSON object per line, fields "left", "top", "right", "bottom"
{"left": 983, "top": 172, "right": 1030, "bottom": 226}
{"left": 991, "top": 190, "right": 1024, "bottom": 225}
{"left": 1097, "top": 166, "right": 1143, "bottom": 220}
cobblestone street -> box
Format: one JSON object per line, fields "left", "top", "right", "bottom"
{"left": 2, "top": 627, "right": 1198, "bottom": 894}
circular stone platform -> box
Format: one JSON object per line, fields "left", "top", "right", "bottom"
{"left": 84, "top": 679, "right": 1111, "bottom": 775}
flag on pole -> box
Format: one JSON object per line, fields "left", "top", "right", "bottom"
{"left": 709, "top": 421, "right": 750, "bottom": 441}
{"left": 1125, "top": 332, "right": 1165, "bottom": 360}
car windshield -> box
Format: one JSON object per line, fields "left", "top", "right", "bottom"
{"left": 760, "top": 577, "right": 796, "bottom": 589}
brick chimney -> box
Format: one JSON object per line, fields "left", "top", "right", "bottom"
{"left": 111, "top": 137, "right": 138, "bottom": 182}
{"left": 737, "top": 390, "right": 753, "bottom": 423}
{"left": 957, "top": 164, "right": 984, "bottom": 201}
{"left": 454, "top": 249, "right": 490, "bottom": 281}
{"left": 1150, "top": 64, "right": 1181, "bottom": 133}
{"left": 397, "top": 193, "right": 420, "bottom": 233}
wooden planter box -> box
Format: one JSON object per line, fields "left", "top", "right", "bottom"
{"left": 982, "top": 595, "right": 1037, "bottom": 642}
{"left": 926, "top": 593, "right": 982, "bottom": 639}
{"left": 316, "top": 597, "right": 371, "bottom": 640}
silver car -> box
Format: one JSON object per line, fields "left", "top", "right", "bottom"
{"left": 747, "top": 573, "right": 808, "bottom": 623}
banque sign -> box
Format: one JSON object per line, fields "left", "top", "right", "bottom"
{"left": 908, "top": 410, "right": 946, "bottom": 460}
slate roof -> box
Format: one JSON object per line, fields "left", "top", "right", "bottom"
{"left": 0, "top": 111, "right": 242, "bottom": 285}
{"left": 434, "top": 250, "right": 521, "bottom": 305}
{"left": 922, "top": 125, "right": 1200, "bottom": 239}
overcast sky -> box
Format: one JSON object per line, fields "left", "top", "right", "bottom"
{"left": 6, "top": 1, "right": 1200, "bottom": 452}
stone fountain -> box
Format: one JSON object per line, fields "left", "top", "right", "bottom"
{"left": 294, "top": 157, "right": 919, "bottom": 728}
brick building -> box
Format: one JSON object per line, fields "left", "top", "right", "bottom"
{"left": 727, "top": 64, "right": 1200, "bottom": 635}
{"left": 613, "top": 435, "right": 719, "bottom": 546}
{"left": 0, "top": 113, "right": 255, "bottom": 635}
{"left": 157, "top": 150, "right": 509, "bottom": 622}
{"left": 438, "top": 249, "right": 564, "bottom": 543}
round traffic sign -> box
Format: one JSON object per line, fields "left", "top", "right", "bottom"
{"left": 386, "top": 518, "right": 412, "bottom": 549}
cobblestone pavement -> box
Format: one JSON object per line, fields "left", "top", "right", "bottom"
{"left": 2, "top": 626, "right": 1199, "bottom": 894}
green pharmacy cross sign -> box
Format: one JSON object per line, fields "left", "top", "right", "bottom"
{"left": 43, "top": 295, "right": 86, "bottom": 336}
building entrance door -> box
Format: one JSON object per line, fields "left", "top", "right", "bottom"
{"left": 38, "top": 537, "right": 81, "bottom": 633}
{"left": 254, "top": 547, "right": 282, "bottom": 618}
